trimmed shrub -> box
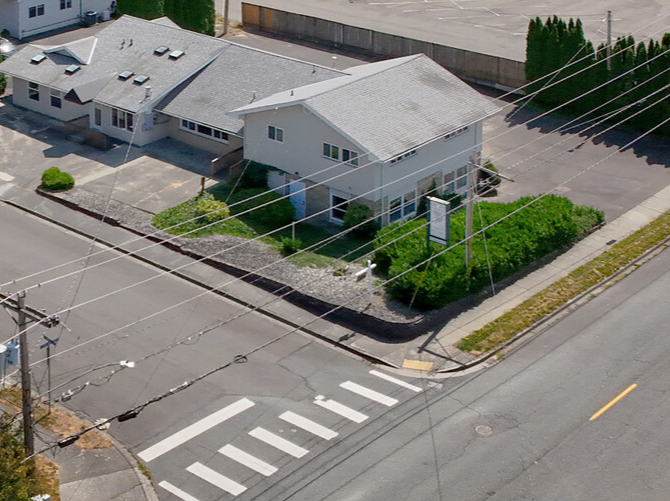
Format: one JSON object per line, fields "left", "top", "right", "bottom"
{"left": 280, "top": 237, "right": 302, "bottom": 256}
{"left": 231, "top": 187, "right": 295, "bottom": 229}
{"left": 343, "top": 202, "right": 378, "bottom": 237}
{"left": 41, "top": 166, "right": 74, "bottom": 191}
{"left": 235, "top": 161, "right": 270, "bottom": 189}
{"left": 374, "top": 195, "right": 602, "bottom": 309}
{"left": 194, "top": 193, "right": 230, "bottom": 224}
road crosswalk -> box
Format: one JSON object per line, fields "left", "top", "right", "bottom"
{"left": 141, "top": 369, "right": 426, "bottom": 501}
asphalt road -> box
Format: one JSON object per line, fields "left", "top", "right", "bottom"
{"left": 264, "top": 240, "right": 670, "bottom": 500}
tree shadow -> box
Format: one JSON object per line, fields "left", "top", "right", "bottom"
{"left": 503, "top": 102, "right": 670, "bottom": 168}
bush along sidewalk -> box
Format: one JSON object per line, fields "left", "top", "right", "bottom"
{"left": 458, "top": 208, "right": 670, "bottom": 354}
{"left": 41, "top": 167, "right": 74, "bottom": 191}
{"left": 374, "top": 195, "right": 603, "bottom": 310}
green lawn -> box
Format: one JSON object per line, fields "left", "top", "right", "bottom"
{"left": 153, "top": 182, "right": 374, "bottom": 268}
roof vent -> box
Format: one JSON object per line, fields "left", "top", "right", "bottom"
{"left": 133, "top": 74, "right": 150, "bottom": 85}
{"left": 154, "top": 46, "right": 169, "bottom": 56}
{"left": 31, "top": 54, "right": 46, "bottom": 65}
{"left": 65, "top": 64, "right": 81, "bottom": 74}
{"left": 118, "top": 70, "right": 134, "bottom": 80}
{"left": 168, "top": 50, "right": 184, "bottom": 60}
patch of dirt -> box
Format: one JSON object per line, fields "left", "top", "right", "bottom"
{"left": 36, "top": 454, "right": 60, "bottom": 501}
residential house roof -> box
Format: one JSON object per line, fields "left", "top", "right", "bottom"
{"left": 0, "top": 16, "right": 226, "bottom": 113}
{"left": 155, "top": 44, "right": 344, "bottom": 135}
{"left": 230, "top": 54, "right": 500, "bottom": 161}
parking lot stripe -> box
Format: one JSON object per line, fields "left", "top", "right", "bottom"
{"left": 279, "top": 411, "right": 338, "bottom": 440}
{"left": 158, "top": 481, "right": 201, "bottom": 501}
{"left": 369, "top": 370, "right": 423, "bottom": 392}
{"left": 187, "top": 462, "right": 247, "bottom": 496}
{"left": 314, "top": 395, "right": 368, "bottom": 423}
{"left": 219, "top": 444, "right": 278, "bottom": 476}
{"left": 340, "top": 381, "right": 398, "bottom": 407}
{"left": 138, "top": 398, "right": 255, "bottom": 462}
{"left": 248, "top": 427, "right": 309, "bottom": 458}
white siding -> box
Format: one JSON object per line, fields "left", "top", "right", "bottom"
{"left": 17, "top": 0, "right": 112, "bottom": 40}
{"left": 12, "top": 77, "right": 89, "bottom": 121}
{"left": 242, "top": 105, "right": 378, "bottom": 201}
{"left": 167, "top": 117, "right": 243, "bottom": 156}
{"left": 91, "top": 104, "right": 172, "bottom": 146}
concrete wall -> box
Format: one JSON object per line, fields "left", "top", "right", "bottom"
{"left": 242, "top": 3, "right": 525, "bottom": 91}
{"left": 12, "top": 77, "right": 89, "bottom": 121}
{"left": 0, "top": 0, "right": 20, "bottom": 38}
{"left": 13, "top": 0, "right": 112, "bottom": 39}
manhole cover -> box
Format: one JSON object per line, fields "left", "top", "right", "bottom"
{"left": 475, "top": 425, "right": 493, "bottom": 436}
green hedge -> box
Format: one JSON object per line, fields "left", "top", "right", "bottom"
{"left": 229, "top": 187, "right": 295, "bottom": 229}
{"left": 374, "top": 195, "right": 603, "bottom": 309}
{"left": 41, "top": 167, "right": 74, "bottom": 191}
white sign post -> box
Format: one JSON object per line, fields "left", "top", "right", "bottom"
{"left": 427, "top": 196, "right": 451, "bottom": 246}
{"left": 355, "top": 260, "right": 377, "bottom": 303}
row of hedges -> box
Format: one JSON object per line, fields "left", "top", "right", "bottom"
{"left": 374, "top": 195, "right": 603, "bottom": 310}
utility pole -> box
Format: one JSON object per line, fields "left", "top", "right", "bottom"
{"left": 17, "top": 292, "right": 34, "bottom": 458}
{"left": 222, "top": 0, "right": 230, "bottom": 36}
{"left": 606, "top": 10, "right": 612, "bottom": 71}
{"left": 1, "top": 290, "right": 59, "bottom": 456}
{"left": 465, "top": 154, "right": 476, "bottom": 267}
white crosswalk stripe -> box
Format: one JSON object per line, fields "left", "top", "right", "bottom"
{"left": 248, "top": 427, "right": 309, "bottom": 458}
{"left": 279, "top": 411, "right": 338, "bottom": 440}
{"left": 219, "top": 444, "right": 278, "bottom": 476}
{"left": 158, "top": 481, "right": 201, "bottom": 501}
{"left": 138, "top": 398, "right": 255, "bottom": 462}
{"left": 369, "top": 370, "right": 423, "bottom": 392}
{"left": 314, "top": 395, "right": 368, "bottom": 423}
{"left": 340, "top": 381, "right": 398, "bottom": 407}
{"left": 187, "top": 462, "right": 247, "bottom": 496}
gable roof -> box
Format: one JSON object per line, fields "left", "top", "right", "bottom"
{"left": 230, "top": 54, "right": 500, "bottom": 161}
{"left": 156, "top": 44, "right": 344, "bottom": 135}
{"left": 0, "top": 15, "right": 225, "bottom": 113}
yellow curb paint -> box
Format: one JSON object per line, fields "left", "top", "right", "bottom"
{"left": 590, "top": 383, "right": 637, "bottom": 421}
{"left": 402, "top": 359, "right": 434, "bottom": 371}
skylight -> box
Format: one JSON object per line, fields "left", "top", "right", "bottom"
{"left": 31, "top": 54, "right": 46, "bottom": 65}
{"left": 65, "top": 64, "right": 80, "bottom": 74}
{"left": 118, "top": 70, "right": 134, "bottom": 80}
{"left": 154, "top": 46, "right": 169, "bottom": 56}
{"left": 168, "top": 50, "right": 184, "bottom": 60}
{"left": 133, "top": 75, "right": 149, "bottom": 85}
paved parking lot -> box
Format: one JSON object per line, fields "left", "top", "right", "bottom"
{"left": 224, "top": 0, "right": 670, "bottom": 61}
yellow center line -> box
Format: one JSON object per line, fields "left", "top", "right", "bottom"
{"left": 590, "top": 383, "right": 637, "bottom": 421}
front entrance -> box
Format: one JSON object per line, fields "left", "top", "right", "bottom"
{"left": 289, "top": 181, "right": 306, "bottom": 220}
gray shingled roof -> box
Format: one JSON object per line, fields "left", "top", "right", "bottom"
{"left": 0, "top": 16, "right": 226, "bottom": 113}
{"left": 231, "top": 54, "right": 501, "bottom": 161}
{"left": 155, "top": 44, "right": 344, "bottom": 134}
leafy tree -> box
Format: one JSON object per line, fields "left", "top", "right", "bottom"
{"left": 116, "top": 0, "right": 165, "bottom": 19}
{"left": 0, "top": 416, "right": 41, "bottom": 501}
{"left": 165, "top": 0, "right": 215, "bottom": 35}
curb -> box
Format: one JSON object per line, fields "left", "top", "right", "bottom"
{"left": 440, "top": 232, "right": 670, "bottom": 373}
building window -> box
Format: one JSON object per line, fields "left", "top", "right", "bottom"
{"left": 389, "top": 190, "right": 416, "bottom": 222}
{"left": 94, "top": 107, "right": 102, "bottom": 127}
{"left": 179, "top": 119, "right": 229, "bottom": 143}
{"left": 342, "top": 148, "right": 358, "bottom": 166}
{"left": 28, "top": 82, "right": 39, "bottom": 101}
{"left": 50, "top": 89, "right": 62, "bottom": 109}
{"left": 331, "top": 194, "right": 348, "bottom": 221}
{"left": 29, "top": 4, "right": 45, "bottom": 17}
{"left": 456, "top": 166, "right": 468, "bottom": 189}
{"left": 323, "top": 143, "right": 339, "bottom": 160}
{"left": 444, "top": 126, "right": 469, "bottom": 140}
{"left": 111, "top": 108, "right": 133, "bottom": 132}
{"left": 403, "top": 191, "right": 416, "bottom": 216}
{"left": 390, "top": 149, "right": 417, "bottom": 165}
{"left": 60, "top": 0, "right": 72, "bottom": 9}
{"left": 268, "top": 125, "right": 283, "bottom": 142}
{"left": 389, "top": 197, "right": 402, "bottom": 222}
{"left": 443, "top": 171, "right": 455, "bottom": 193}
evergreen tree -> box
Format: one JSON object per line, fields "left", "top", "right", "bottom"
{"left": 117, "top": 0, "right": 164, "bottom": 19}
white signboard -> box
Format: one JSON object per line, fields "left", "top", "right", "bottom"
{"left": 428, "top": 196, "right": 450, "bottom": 245}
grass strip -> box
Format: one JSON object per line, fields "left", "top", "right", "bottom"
{"left": 458, "top": 209, "right": 670, "bottom": 353}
